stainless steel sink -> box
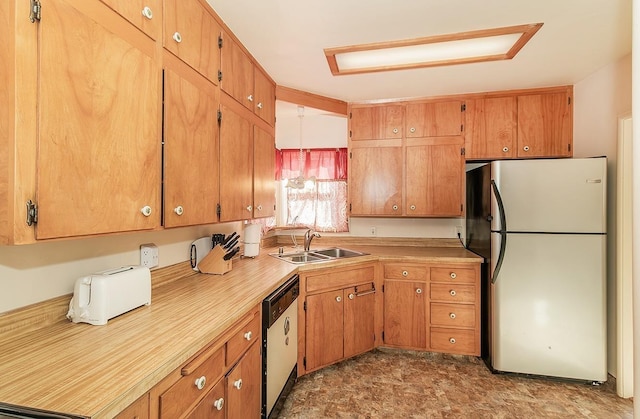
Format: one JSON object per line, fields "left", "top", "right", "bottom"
{"left": 270, "top": 247, "right": 368, "bottom": 264}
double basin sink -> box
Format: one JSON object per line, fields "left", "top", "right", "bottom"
{"left": 270, "top": 247, "right": 368, "bottom": 264}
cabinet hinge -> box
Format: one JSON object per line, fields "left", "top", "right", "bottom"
{"left": 217, "top": 110, "right": 222, "bottom": 124}
{"left": 349, "top": 130, "right": 352, "bottom": 138}
{"left": 25, "top": 200, "right": 38, "bottom": 226}
{"left": 461, "top": 124, "right": 464, "bottom": 132}
{"left": 461, "top": 103, "right": 466, "bottom": 112}
{"left": 461, "top": 204, "right": 464, "bottom": 212}
{"left": 29, "top": 0, "right": 41, "bottom": 23}
{"left": 461, "top": 147, "right": 465, "bottom": 156}
{"left": 349, "top": 203, "right": 352, "bottom": 212}
{"left": 382, "top": 284, "right": 384, "bottom": 292}
{"left": 303, "top": 357, "right": 306, "bottom": 368}
{"left": 216, "top": 203, "right": 221, "bottom": 217}
{"left": 218, "top": 70, "right": 223, "bottom": 83}
{"left": 568, "top": 96, "right": 571, "bottom": 105}
{"left": 218, "top": 35, "right": 223, "bottom": 49}
{"left": 568, "top": 143, "right": 572, "bottom": 152}
{"left": 349, "top": 151, "right": 352, "bottom": 159}
{"left": 349, "top": 112, "right": 352, "bottom": 119}
{"left": 382, "top": 331, "right": 385, "bottom": 342}
{"left": 303, "top": 301, "right": 307, "bottom": 311}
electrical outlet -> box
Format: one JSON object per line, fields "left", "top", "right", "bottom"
{"left": 455, "top": 225, "right": 463, "bottom": 237}
{"left": 370, "top": 226, "right": 377, "bottom": 236}
{"left": 140, "top": 243, "right": 159, "bottom": 268}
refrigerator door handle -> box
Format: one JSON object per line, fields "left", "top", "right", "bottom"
{"left": 491, "top": 180, "right": 507, "bottom": 283}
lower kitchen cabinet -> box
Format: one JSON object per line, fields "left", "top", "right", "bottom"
{"left": 383, "top": 279, "right": 427, "bottom": 349}
{"left": 115, "top": 393, "right": 150, "bottom": 419}
{"left": 148, "top": 305, "right": 261, "bottom": 418}
{"left": 300, "top": 264, "right": 377, "bottom": 373}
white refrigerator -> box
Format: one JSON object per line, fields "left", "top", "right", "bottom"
{"left": 466, "top": 157, "right": 607, "bottom": 382}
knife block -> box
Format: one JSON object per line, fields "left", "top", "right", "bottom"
{"left": 198, "top": 245, "right": 232, "bottom": 275}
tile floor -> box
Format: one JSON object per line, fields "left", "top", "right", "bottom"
{"left": 278, "top": 349, "right": 633, "bottom": 418}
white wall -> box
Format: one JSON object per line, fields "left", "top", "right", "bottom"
{"left": 573, "top": 53, "right": 632, "bottom": 376}
{"left": 0, "top": 222, "right": 242, "bottom": 313}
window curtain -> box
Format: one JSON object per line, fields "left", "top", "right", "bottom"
{"left": 276, "top": 148, "right": 348, "bottom": 232}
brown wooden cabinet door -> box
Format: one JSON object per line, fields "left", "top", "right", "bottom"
{"left": 163, "top": 0, "right": 220, "bottom": 84}
{"left": 306, "top": 290, "right": 344, "bottom": 371}
{"left": 187, "top": 378, "right": 225, "bottom": 419}
{"left": 517, "top": 91, "right": 572, "bottom": 158}
{"left": 405, "top": 137, "right": 464, "bottom": 217}
{"left": 254, "top": 67, "right": 275, "bottom": 125}
{"left": 464, "top": 97, "right": 516, "bottom": 160}
{"left": 406, "top": 101, "right": 463, "bottom": 137}
{"left": 219, "top": 105, "right": 253, "bottom": 222}
{"left": 100, "top": 0, "right": 160, "bottom": 39}
{"left": 349, "top": 146, "right": 402, "bottom": 216}
{"left": 226, "top": 342, "right": 261, "bottom": 419}
{"left": 350, "top": 105, "right": 404, "bottom": 140}
{"left": 253, "top": 126, "right": 275, "bottom": 218}
{"left": 36, "top": 0, "right": 160, "bottom": 239}
{"left": 343, "top": 283, "right": 376, "bottom": 358}
{"left": 163, "top": 69, "right": 219, "bottom": 228}
{"left": 383, "top": 280, "right": 427, "bottom": 349}
{"left": 220, "top": 33, "right": 254, "bottom": 110}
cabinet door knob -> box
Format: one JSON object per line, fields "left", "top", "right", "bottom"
{"left": 392, "top": 128, "right": 399, "bottom": 134}
{"left": 172, "top": 32, "right": 182, "bottom": 43}
{"left": 256, "top": 205, "right": 263, "bottom": 211}
{"left": 257, "top": 102, "right": 263, "bottom": 109}
{"left": 140, "top": 206, "right": 152, "bottom": 217}
{"left": 449, "top": 312, "right": 456, "bottom": 319}
{"left": 214, "top": 397, "right": 224, "bottom": 411}
{"left": 392, "top": 204, "right": 399, "bottom": 211}
{"left": 450, "top": 272, "right": 457, "bottom": 279}
{"left": 247, "top": 94, "right": 254, "bottom": 102}
{"left": 348, "top": 293, "right": 355, "bottom": 300}
{"left": 409, "top": 127, "right": 416, "bottom": 133}
{"left": 244, "top": 331, "right": 252, "bottom": 341}
{"left": 409, "top": 205, "right": 416, "bottom": 211}
{"left": 246, "top": 205, "right": 253, "bottom": 211}
{"left": 402, "top": 270, "right": 408, "bottom": 277}
{"left": 141, "top": 6, "right": 153, "bottom": 19}
{"left": 523, "top": 145, "right": 530, "bottom": 152}
{"left": 502, "top": 146, "right": 509, "bottom": 152}
{"left": 449, "top": 338, "right": 456, "bottom": 344}
{"left": 450, "top": 290, "right": 457, "bottom": 296}
{"left": 173, "top": 205, "right": 184, "bottom": 216}
{"left": 194, "top": 376, "right": 206, "bottom": 390}
{"left": 336, "top": 296, "right": 342, "bottom": 302}
{"left": 233, "top": 378, "right": 243, "bottom": 390}
{"left": 416, "top": 288, "right": 422, "bottom": 294}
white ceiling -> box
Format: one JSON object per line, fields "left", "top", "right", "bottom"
{"left": 208, "top": 0, "right": 631, "bottom": 104}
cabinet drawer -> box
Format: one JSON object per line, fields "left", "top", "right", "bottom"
{"left": 430, "top": 283, "right": 475, "bottom": 303}
{"left": 430, "top": 266, "right": 476, "bottom": 283}
{"left": 383, "top": 263, "right": 428, "bottom": 280}
{"left": 430, "top": 303, "right": 476, "bottom": 327}
{"left": 227, "top": 311, "right": 261, "bottom": 366}
{"left": 187, "top": 378, "right": 225, "bottom": 419}
{"left": 306, "top": 266, "right": 375, "bottom": 293}
{"left": 160, "top": 345, "right": 225, "bottom": 418}
{"left": 430, "top": 328, "right": 476, "bottom": 354}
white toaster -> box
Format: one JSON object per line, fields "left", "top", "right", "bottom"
{"left": 66, "top": 266, "right": 151, "bottom": 326}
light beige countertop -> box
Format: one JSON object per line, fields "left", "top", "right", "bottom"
{"left": 0, "top": 244, "right": 481, "bottom": 418}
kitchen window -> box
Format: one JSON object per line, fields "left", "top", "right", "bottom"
{"left": 276, "top": 148, "right": 348, "bottom": 232}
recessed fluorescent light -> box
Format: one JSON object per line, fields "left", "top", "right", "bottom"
{"left": 324, "top": 23, "right": 543, "bottom": 76}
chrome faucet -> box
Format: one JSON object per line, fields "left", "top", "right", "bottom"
{"left": 304, "top": 229, "right": 321, "bottom": 251}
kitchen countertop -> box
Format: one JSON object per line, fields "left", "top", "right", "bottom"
{"left": 0, "top": 245, "right": 481, "bottom": 418}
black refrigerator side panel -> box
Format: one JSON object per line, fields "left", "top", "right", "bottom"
{"left": 465, "top": 164, "right": 491, "bottom": 259}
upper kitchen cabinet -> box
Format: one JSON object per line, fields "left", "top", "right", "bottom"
{"left": 464, "top": 96, "right": 517, "bottom": 159}
{"left": 220, "top": 31, "right": 276, "bottom": 126}
{"left": 517, "top": 88, "right": 573, "bottom": 158}
{"left": 100, "top": 0, "right": 160, "bottom": 39}
{"left": 253, "top": 126, "right": 276, "bottom": 219}
{"left": 163, "top": 68, "right": 220, "bottom": 228}
{"left": 219, "top": 104, "right": 254, "bottom": 222}
{"left": 163, "top": 0, "right": 220, "bottom": 84}
{"left": 349, "top": 105, "right": 404, "bottom": 141}
{"left": 1, "top": 0, "right": 162, "bottom": 243}
{"left": 405, "top": 100, "right": 463, "bottom": 138}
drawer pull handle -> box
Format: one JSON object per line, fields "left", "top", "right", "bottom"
{"left": 172, "top": 32, "right": 182, "bottom": 43}
{"left": 244, "top": 331, "right": 252, "bottom": 341}
{"left": 449, "top": 338, "right": 456, "bottom": 344}
{"left": 214, "top": 397, "right": 224, "bottom": 411}
{"left": 450, "top": 290, "right": 457, "bottom": 296}
{"left": 450, "top": 313, "right": 456, "bottom": 319}
{"left": 402, "top": 270, "right": 408, "bottom": 277}
{"left": 416, "top": 288, "right": 422, "bottom": 294}
{"left": 194, "top": 376, "right": 206, "bottom": 390}
{"left": 233, "top": 379, "right": 243, "bottom": 390}
{"left": 523, "top": 145, "right": 530, "bottom": 152}
{"left": 392, "top": 204, "right": 399, "bottom": 211}
{"left": 141, "top": 6, "right": 153, "bottom": 19}
{"left": 450, "top": 272, "right": 457, "bottom": 279}
{"left": 409, "top": 127, "right": 416, "bottom": 133}
{"left": 410, "top": 204, "right": 416, "bottom": 211}
{"left": 502, "top": 146, "right": 509, "bottom": 152}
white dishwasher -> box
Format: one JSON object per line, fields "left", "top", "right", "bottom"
{"left": 262, "top": 274, "right": 299, "bottom": 418}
